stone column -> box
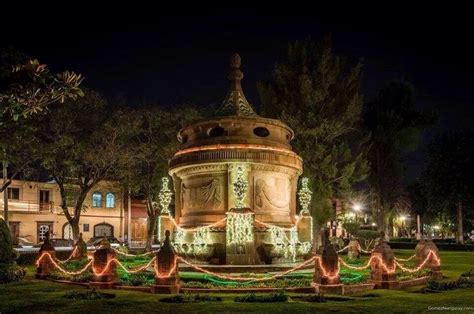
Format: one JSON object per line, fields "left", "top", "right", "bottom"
{"left": 420, "top": 238, "right": 442, "bottom": 280}
{"left": 36, "top": 231, "right": 56, "bottom": 279}
{"left": 151, "top": 230, "right": 180, "bottom": 294}
{"left": 370, "top": 235, "right": 399, "bottom": 289}
{"left": 348, "top": 238, "right": 360, "bottom": 260}
{"left": 90, "top": 236, "right": 117, "bottom": 289}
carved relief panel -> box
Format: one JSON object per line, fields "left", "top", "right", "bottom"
{"left": 180, "top": 175, "right": 225, "bottom": 214}
{"left": 253, "top": 171, "right": 291, "bottom": 214}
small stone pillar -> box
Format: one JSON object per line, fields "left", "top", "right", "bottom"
{"left": 414, "top": 238, "right": 426, "bottom": 263}
{"left": 151, "top": 230, "right": 179, "bottom": 294}
{"left": 36, "top": 231, "right": 56, "bottom": 279}
{"left": 348, "top": 238, "right": 360, "bottom": 260}
{"left": 370, "top": 235, "right": 398, "bottom": 289}
{"left": 90, "top": 235, "right": 117, "bottom": 289}
{"left": 420, "top": 238, "right": 442, "bottom": 280}
{"left": 297, "top": 211, "right": 313, "bottom": 243}
{"left": 73, "top": 233, "right": 88, "bottom": 260}
{"left": 312, "top": 229, "right": 342, "bottom": 294}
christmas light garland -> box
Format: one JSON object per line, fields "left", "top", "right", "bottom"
{"left": 226, "top": 212, "right": 254, "bottom": 245}
{"left": 297, "top": 177, "right": 312, "bottom": 215}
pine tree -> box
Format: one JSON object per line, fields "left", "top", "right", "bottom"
{"left": 258, "top": 38, "right": 369, "bottom": 249}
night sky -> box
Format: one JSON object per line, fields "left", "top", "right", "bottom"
{"left": 2, "top": 6, "right": 473, "bottom": 183}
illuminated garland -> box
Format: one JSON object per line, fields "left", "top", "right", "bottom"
{"left": 178, "top": 255, "right": 316, "bottom": 282}
{"left": 226, "top": 212, "right": 254, "bottom": 245}
{"left": 158, "top": 177, "right": 173, "bottom": 215}
{"left": 113, "top": 248, "right": 158, "bottom": 257}
{"left": 56, "top": 246, "right": 78, "bottom": 264}
{"left": 36, "top": 252, "right": 93, "bottom": 276}
{"left": 297, "top": 177, "right": 312, "bottom": 215}
{"left": 232, "top": 164, "right": 248, "bottom": 209}
{"left": 394, "top": 254, "right": 416, "bottom": 262}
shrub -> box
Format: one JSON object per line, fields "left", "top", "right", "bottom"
{"left": 0, "top": 218, "right": 14, "bottom": 262}
{"left": 0, "top": 262, "right": 26, "bottom": 284}
{"left": 64, "top": 288, "right": 115, "bottom": 300}
{"left": 160, "top": 293, "right": 222, "bottom": 303}
{"left": 234, "top": 292, "right": 288, "bottom": 303}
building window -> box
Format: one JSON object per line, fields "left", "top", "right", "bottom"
{"left": 63, "top": 223, "right": 73, "bottom": 240}
{"left": 94, "top": 223, "right": 113, "bottom": 238}
{"left": 92, "top": 192, "right": 102, "bottom": 207}
{"left": 37, "top": 223, "right": 53, "bottom": 242}
{"left": 83, "top": 224, "right": 90, "bottom": 232}
{"left": 105, "top": 192, "right": 115, "bottom": 208}
{"left": 7, "top": 187, "right": 20, "bottom": 200}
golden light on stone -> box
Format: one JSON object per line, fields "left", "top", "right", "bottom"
{"left": 165, "top": 54, "right": 309, "bottom": 265}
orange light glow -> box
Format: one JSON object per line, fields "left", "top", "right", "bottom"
{"left": 174, "top": 143, "right": 300, "bottom": 157}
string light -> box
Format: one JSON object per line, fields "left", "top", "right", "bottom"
{"left": 226, "top": 212, "right": 254, "bottom": 245}
{"left": 36, "top": 252, "right": 93, "bottom": 276}
{"left": 232, "top": 164, "right": 248, "bottom": 209}
{"left": 154, "top": 257, "right": 178, "bottom": 279}
{"left": 297, "top": 177, "right": 312, "bottom": 215}
{"left": 56, "top": 246, "right": 78, "bottom": 264}
{"left": 394, "top": 254, "right": 416, "bottom": 262}
{"left": 159, "top": 177, "right": 173, "bottom": 215}
{"left": 178, "top": 255, "right": 316, "bottom": 282}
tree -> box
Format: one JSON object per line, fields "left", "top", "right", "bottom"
{"left": 35, "top": 90, "right": 131, "bottom": 240}
{"left": 0, "top": 48, "right": 83, "bottom": 224}
{"left": 421, "top": 131, "right": 474, "bottom": 244}
{"left": 364, "top": 81, "right": 434, "bottom": 236}
{"left": 258, "top": 38, "right": 369, "bottom": 249}
{"left": 123, "top": 105, "right": 201, "bottom": 250}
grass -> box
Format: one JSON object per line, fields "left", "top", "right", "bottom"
{"left": 1, "top": 250, "right": 474, "bottom": 313}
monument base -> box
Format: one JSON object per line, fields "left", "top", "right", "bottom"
{"left": 151, "top": 284, "right": 180, "bottom": 294}
{"left": 312, "top": 283, "right": 344, "bottom": 294}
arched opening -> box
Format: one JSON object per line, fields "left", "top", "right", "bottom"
{"left": 63, "top": 223, "right": 73, "bottom": 240}
{"left": 92, "top": 191, "right": 102, "bottom": 207}
{"left": 208, "top": 126, "right": 225, "bottom": 137}
{"left": 253, "top": 127, "right": 270, "bottom": 137}
{"left": 105, "top": 192, "right": 115, "bottom": 208}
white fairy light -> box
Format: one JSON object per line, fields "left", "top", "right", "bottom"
{"left": 297, "top": 177, "right": 312, "bottom": 214}
{"left": 158, "top": 177, "right": 173, "bottom": 215}
{"left": 233, "top": 164, "right": 248, "bottom": 209}
{"left": 226, "top": 212, "right": 254, "bottom": 245}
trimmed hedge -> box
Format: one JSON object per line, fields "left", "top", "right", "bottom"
{"left": 388, "top": 242, "right": 474, "bottom": 251}
{"left": 16, "top": 250, "right": 73, "bottom": 266}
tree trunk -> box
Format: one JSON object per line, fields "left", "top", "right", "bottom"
{"left": 456, "top": 201, "right": 464, "bottom": 244}
{"left": 377, "top": 205, "right": 384, "bottom": 234}
{"left": 145, "top": 214, "right": 157, "bottom": 251}
{"left": 387, "top": 216, "right": 394, "bottom": 238}
{"left": 2, "top": 161, "right": 9, "bottom": 225}
{"left": 71, "top": 219, "right": 80, "bottom": 241}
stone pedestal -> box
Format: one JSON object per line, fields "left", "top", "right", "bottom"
{"left": 36, "top": 231, "right": 56, "bottom": 279}
{"left": 348, "top": 239, "right": 360, "bottom": 260}
{"left": 419, "top": 239, "right": 442, "bottom": 280}
{"left": 370, "top": 236, "right": 399, "bottom": 289}
{"left": 151, "top": 230, "right": 180, "bottom": 294}
{"left": 415, "top": 238, "right": 427, "bottom": 265}
{"left": 313, "top": 242, "right": 342, "bottom": 293}
{"left": 89, "top": 236, "right": 117, "bottom": 289}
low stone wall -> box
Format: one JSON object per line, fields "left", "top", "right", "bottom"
{"left": 398, "top": 276, "right": 430, "bottom": 289}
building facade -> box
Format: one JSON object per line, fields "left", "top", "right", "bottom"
{"left": 1, "top": 179, "right": 127, "bottom": 245}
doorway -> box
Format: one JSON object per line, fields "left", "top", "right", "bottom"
{"left": 9, "top": 222, "right": 20, "bottom": 246}
{"left": 39, "top": 190, "right": 51, "bottom": 211}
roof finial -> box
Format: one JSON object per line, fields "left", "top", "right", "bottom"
{"left": 216, "top": 53, "right": 257, "bottom": 117}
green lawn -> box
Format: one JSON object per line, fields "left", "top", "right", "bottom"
{"left": 1, "top": 250, "right": 474, "bottom": 313}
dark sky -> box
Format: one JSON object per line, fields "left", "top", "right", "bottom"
{"left": 1, "top": 5, "right": 473, "bottom": 183}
